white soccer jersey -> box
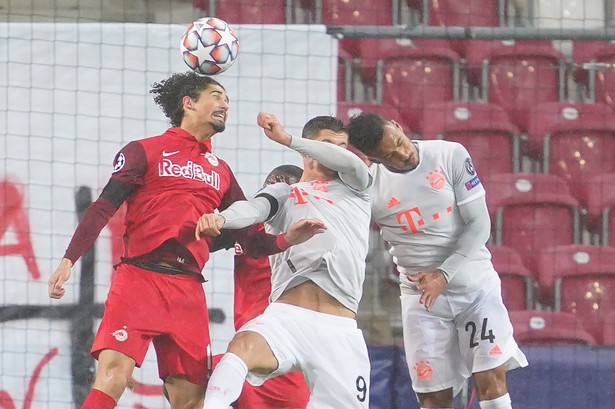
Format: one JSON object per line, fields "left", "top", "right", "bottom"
{"left": 259, "top": 179, "right": 371, "bottom": 313}
{"left": 369, "top": 140, "right": 494, "bottom": 293}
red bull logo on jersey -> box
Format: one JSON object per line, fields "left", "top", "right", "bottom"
{"left": 158, "top": 158, "right": 220, "bottom": 190}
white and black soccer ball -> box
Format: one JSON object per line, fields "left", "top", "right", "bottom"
{"left": 180, "top": 17, "right": 239, "bottom": 76}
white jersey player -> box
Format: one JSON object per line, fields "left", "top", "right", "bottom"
{"left": 347, "top": 112, "right": 528, "bottom": 409}
{"left": 197, "top": 113, "right": 372, "bottom": 409}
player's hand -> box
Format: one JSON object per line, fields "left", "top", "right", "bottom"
{"left": 407, "top": 270, "right": 447, "bottom": 312}
{"left": 195, "top": 213, "right": 225, "bottom": 240}
{"left": 48, "top": 258, "right": 73, "bottom": 299}
{"left": 283, "top": 218, "right": 327, "bottom": 245}
{"left": 257, "top": 112, "right": 292, "bottom": 147}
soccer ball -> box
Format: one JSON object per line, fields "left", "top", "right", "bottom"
{"left": 180, "top": 17, "right": 239, "bottom": 76}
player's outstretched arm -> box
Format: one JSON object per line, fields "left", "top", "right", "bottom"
{"left": 257, "top": 112, "right": 292, "bottom": 146}
{"left": 48, "top": 258, "right": 73, "bottom": 299}
{"left": 257, "top": 112, "right": 371, "bottom": 191}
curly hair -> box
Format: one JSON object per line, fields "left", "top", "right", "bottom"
{"left": 150, "top": 71, "right": 225, "bottom": 127}
{"left": 301, "top": 116, "right": 346, "bottom": 140}
{"left": 347, "top": 112, "right": 388, "bottom": 154}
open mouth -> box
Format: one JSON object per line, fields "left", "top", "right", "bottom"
{"left": 212, "top": 112, "right": 226, "bottom": 121}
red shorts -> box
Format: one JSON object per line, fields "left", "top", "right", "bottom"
{"left": 91, "top": 263, "right": 211, "bottom": 385}
{"left": 236, "top": 371, "right": 310, "bottom": 409}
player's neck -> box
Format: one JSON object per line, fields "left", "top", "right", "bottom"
{"left": 180, "top": 123, "right": 217, "bottom": 143}
{"left": 299, "top": 168, "right": 335, "bottom": 183}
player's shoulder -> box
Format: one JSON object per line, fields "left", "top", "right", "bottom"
{"left": 132, "top": 129, "right": 172, "bottom": 149}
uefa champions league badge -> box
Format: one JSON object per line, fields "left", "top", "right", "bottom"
{"left": 113, "top": 153, "right": 126, "bottom": 173}
{"left": 465, "top": 157, "right": 475, "bottom": 175}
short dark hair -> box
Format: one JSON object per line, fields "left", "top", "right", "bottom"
{"left": 347, "top": 112, "right": 388, "bottom": 154}
{"left": 150, "top": 71, "right": 225, "bottom": 127}
{"left": 264, "top": 164, "right": 303, "bottom": 187}
{"left": 301, "top": 116, "right": 346, "bottom": 140}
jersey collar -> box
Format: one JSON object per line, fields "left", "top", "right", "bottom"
{"left": 169, "top": 127, "right": 213, "bottom": 153}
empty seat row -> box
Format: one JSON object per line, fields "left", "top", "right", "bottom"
{"left": 492, "top": 244, "right": 615, "bottom": 346}
{"left": 340, "top": 39, "right": 615, "bottom": 134}
{"left": 484, "top": 172, "right": 615, "bottom": 247}
{"left": 193, "top": 0, "right": 507, "bottom": 27}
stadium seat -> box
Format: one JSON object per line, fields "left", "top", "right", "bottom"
{"left": 338, "top": 46, "right": 353, "bottom": 101}
{"left": 419, "top": 101, "right": 520, "bottom": 178}
{"left": 376, "top": 47, "right": 461, "bottom": 130}
{"left": 337, "top": 101, "right": 411, "bottom": 134}
{"left": 303, "top": 0, "right": 394, "bottom": 25}
{"left": 508, "top": 310, "right": 597, "bottom": 345}
{"left": 407, "top": 0, "right": 505, "bottom": 56}
{"left": 581, "top": 173, "right": 615, "bottom": 246}
{"left": 488, "top": 245, "right": 534, "bottom": 311}
{"left": 526, "top": 102, "right": 615, "bottom": 202}
{"left": 354, "top": 38, "right": 453, "bottom": 84}
{"left": 482, "top": 173, "right": 581, "bottom": 272}
{"left": 601, "top": 310, "right": 615, "bottom": 346}
{"left": 465, "top": 40, "right": 567, "bottom": 133}
{"left": 193, "top": 0, "right": 288, "bottom": 24}
{"left": 572, "top": 40, "right": 615, "bottom": 108}
{"left": 534, "top": 245, "right": 615, "bottom": 344}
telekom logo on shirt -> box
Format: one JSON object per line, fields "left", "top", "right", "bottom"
{"left": 158, "top": 158, "right": 220, "bottom": 190}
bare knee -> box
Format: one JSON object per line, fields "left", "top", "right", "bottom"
{"left": 473, "top": 364, "right": 508, "bottom": 401}
{"left": 226, "top": 331, "right": 277, "bottom": 372}
{"left": 165, "top": 375, "right": 205, "bottom": 409}
{"left": 93, "top": 349, "right": 136, "bottom": 401}
{"left": 416, "top": 388, "right": 453, "bottom": 408}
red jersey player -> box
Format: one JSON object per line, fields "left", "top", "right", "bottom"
{"left": 211, "top": 164, "right": 310, "bottom": 409}
{"left": 47, "top": 72, "right": 325, "bottom": 409}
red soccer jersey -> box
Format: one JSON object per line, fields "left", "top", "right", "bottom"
{"left": 233, "top": 243, "right": 272, "bottom": 329}
{"left": 111, "top": 127, "right": 242, "bottom": 270}
{"left": 64, "top": 127, "right": 283, "bottom": 275}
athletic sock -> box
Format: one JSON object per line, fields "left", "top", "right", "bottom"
{"left": 81, "top": 388, "right": 117, "bottom": 409}
{"left": 203, "top": 353, "right": 249, "bottom": 409}
{"left": 479, "top": 393, "right": 512, "bottom": 409}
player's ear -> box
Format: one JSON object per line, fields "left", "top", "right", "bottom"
{"left": 390, "top": 119, "right": 403, "bottom": 132}
{"left": 183, "top": 95, "right": 196, "bottom": 111}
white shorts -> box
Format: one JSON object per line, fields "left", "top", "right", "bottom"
{"left": 238, "top": 302, "right": 371, "bottom": 409}
{"left": 400, "top": 275, "right": 528, "bottom": 395}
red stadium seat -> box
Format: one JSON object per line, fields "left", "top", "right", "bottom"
{"left": 338, "top": 46, "right": 354, "bottom": 101}
{"left": 465, "top": 40, "right": 566, "bottom": 133}
{"left": 508, "top": 310, "right": 597, "bottom": 345}
{"left": 581, "top": 173, "right": 615, "bottom": 246}
{"left": 337, "top": 101, "right": 411, "bottom": 134}
{"left": 303, "top": 0, "right": 394, "bottom": 25}
{"left": 408, "top": 0, "right": 505, "bottom": 56}
{"left": 534, "top": 245, "right": 615, "bottom": 343}
{"left": 482, "top": 173, "right": 581, "bottom": 272}
{"left": 193, "top": 0, "right": 288, "bottom": 24}
{"left": 377, "top": 47, "right": 461, "bottom": 130}
{"left": 526, "top": 102, "right": 615, "bottom": 202}
{"left": 572, "top": 40, "right": 615, "bottom": 109}
{"left": 488, "top": 245, "right": 534, "bottom": 310}
{"left": 601, "top": 310, "right": 615, "bottom": 346}
{"left": 355, "top": 38, "right": 453, "bottom": 85}
{"left": 419, "top": 101, "right": 520, "bottom": 178}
